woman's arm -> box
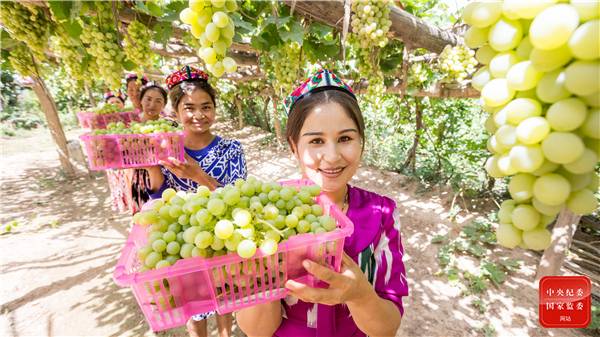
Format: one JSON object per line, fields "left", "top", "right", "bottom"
{"left": 189, "top": 168, "right": 221, "bottom": 191}
{"left": 346, "top": 289, "right": 401, "bottom": 337}
{"left": 236, "top": 301, "right": 282, "bottom": 337}
{"left": 160, "top": 153, "right": 222, "bottom": 191}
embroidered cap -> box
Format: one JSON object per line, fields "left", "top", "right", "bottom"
{"left": 126, "top": 73, "right": 149, "bottom": 85}
{"left": 104, "top": 90, "right": 125, "bottom": 102}
{"left": 283, "top": 69, "right": 356, "bottom": 115}
{"left": 165, "top": 65, "right": 209, "bottom": 90}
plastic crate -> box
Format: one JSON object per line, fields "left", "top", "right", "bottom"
{"left": 77, "top": 110, "right": 141, "bottom": 129}
{"left": 79, "top": 132, "right": 185, "bottom": 170}
{"left": 113, "top": 179, "right": 354, "bottom": 331}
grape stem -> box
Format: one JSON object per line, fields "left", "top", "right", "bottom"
{"left": 255, "top": 218, "right": 285, "bottom": 237}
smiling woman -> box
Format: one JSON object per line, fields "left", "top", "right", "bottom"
{"left": 286, "top": 91, "right": 365, "bottom": 205}
{"left": 142, "top": 66, "right": 247, "bottom": 337}
{"left": 236, "top": 69, "right": 409, "bottom": 337}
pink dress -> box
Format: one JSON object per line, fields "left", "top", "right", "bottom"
{"left": 274, "top": 185, "right": 408, "bottom": 337}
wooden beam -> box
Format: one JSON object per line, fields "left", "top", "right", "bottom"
{"left": 351, "top": 79, "right": 480, "bottom": 98}
{"left": 284, "top": 0, "right": 461, "bottom": 53}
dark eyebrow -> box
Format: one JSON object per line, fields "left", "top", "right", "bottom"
{"left": 301, "top": 129, "right": 358, "bottom": 137}
{"left": 302, "top": 131, "right": 323, "bottom": 137}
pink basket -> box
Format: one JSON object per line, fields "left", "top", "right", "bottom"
{"left": 113, "top": 179, "right": 354, "bottom": 331}
{"left": 79, "top": 132, "right": 185, "bottom": 170}
{"left": 77, "top": 111, "right": 141, "bottom": 129}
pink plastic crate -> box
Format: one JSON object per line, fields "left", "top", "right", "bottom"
{"left": 113, "top": 179, "right": 354, "bottom": 331}
{"left": 77, "top": 110, "right": 141, "bottom": 129}
{"left": 80, "top": 132, "right": 185, "bottom": 170}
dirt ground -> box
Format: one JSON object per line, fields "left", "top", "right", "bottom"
{"left": 0, "top": 121, "right": 593, "bottom": 337}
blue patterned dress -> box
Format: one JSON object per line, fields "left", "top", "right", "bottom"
{"left": 149, "top": 135, "right": 247, "bottom": 199}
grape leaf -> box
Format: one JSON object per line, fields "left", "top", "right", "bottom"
{"left": 280, "top": 19, "right": 304, "bottom": 45}
{"left": 264, "top": 15, "right": 292, "bottom": 28}
{"left": 303, "top": 37, "right": 339, "bottom": 62}
{"left": 123, "top": 60, "right": 136, "bottom": 71}
{"left": 160, "top": 1, "right": 188, "bottom": 22}
{"left": 146, "top": 1, "right": 164, "bottom": 17}
{"left": 152, "top": 22, "right": 172, "bottom": 45}
{"left": 309, "top": 22, "right": 333, "bottom": 39}
{"left": 498, "top": 258, "right": 521, "bottom": 272}
{"left": 251, "top": 24, "right": 282, "bottom": 52}
{"left": 63, "top": 21, "right": 83, "bottom": 39}
{"left": 48, "top": 0, "right": 72, "bottom": 21}
{"left": 481, "top": 261, "right": 506, "bottom": 286}
{"left": 230, "top": 13, "right": 255, "bottom": 34}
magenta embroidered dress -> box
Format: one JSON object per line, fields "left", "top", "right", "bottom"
{"left": 275, "top": 185, "right": 408, "bottom": 337}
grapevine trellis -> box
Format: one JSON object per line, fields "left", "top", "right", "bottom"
{"left": 1, "top": 0, "right": 597, "bottom": 282}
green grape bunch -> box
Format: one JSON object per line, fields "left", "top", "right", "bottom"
{"left": 133, "top": 177, "right": 338, "bottom": 270}
{"left": 462, "top": 1, "right": 600, "bottom": 252}
{"left": 1, "top": 1, "right": 53, "bottom": 61}
{"left": 93, "top": 120, "right": 181, "bottom": 135}
{"left": 350, "top": 0, "right": 392, "bottom": 49}
{"left": 180, "top": 0, "right": 239, "bottom": 77}
{"left": 124, "top": 20, "right": 154, "bottom": 71}
{"left": 437, "top": 44, "right": 478, "bottom": 84}
{"left": 92, "top": 103, "right": 128, "bottom": 115}
{"left": 51, "top": 31, "right": 86, "bottom": 83}
{"left": 80, "top": 2, "right": 126, "bottom": 90}
{"left": 264, "top": 43, "right": 302, "bottom": 95}
{"left": 81, "top": 22, "right": 126, "bottom": 90}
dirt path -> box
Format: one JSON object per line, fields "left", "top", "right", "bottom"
{"left": 0, "top": 122, "right": 590, "bottom": 337}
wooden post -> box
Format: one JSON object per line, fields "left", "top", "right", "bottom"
{"left": 84, "top": 82, "right": 95, "bottom": 107}
{"left": 402, "top": 97, "right": 422, "bottom": 173}
{"left": 535, "top": 209, "right": 582, "bottom": 281}
{"left": 271, "top": 97, "right": 283, "bottom": 145}
{"left": 31, "top": 76, "right": 75, "bottom": 177}
{"left": 234, "top": 95, "right": 244, "bottom": 129}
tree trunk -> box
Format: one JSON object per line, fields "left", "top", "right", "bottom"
{"left": 84, "top": 82, "right": 95, "bottom": 107}
{"left": 536, "top": 209, "right": 582, "bottom": 281}
{"left": 256, "top": 96, "right": 270, "bottom": 131}
{"left": 285, "top": 0, "right": 461, "bottom": 53}
{"left": 402, "top": 98, "right": 423, "bottom": 173}
{"left": 235, "top": 95, "right": 244, "bottom": 129}
{"left": 401, "top": 98, "right": 422, "bottom": 173}
{"left": 31, "top": 76, "right": 75, "bottom": 177}
{"left": 271, "top": 97, "right": 283, "bottom": 145}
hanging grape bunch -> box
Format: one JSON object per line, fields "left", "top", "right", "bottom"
{"left": 437, "top": 44, "right": 478, "bottom": 84}
{"left": 350, "top": 0, "right": 392, "bottom": 101}
{"left": 80, "top": 2, "right": 126, "bottom": 90}
{"left": 0, "top": 1, "right": 52, "bottom": 61}
{"left": 51, "top": 32, "right": 86, "bottom": 84}
{"left": 264, "top": 43, "right": 302, "bottom": 95}
{"left": 180, "top": 0, "right": 238, "bottom": 77}
{"left": 463, "top": 1, "right": 599, "bottom": 251}
{"left": 124, "top": 20, "right": 154, "bottom": 72}
{"left": 351, "top": 0, "right": 392, "bottom": 48}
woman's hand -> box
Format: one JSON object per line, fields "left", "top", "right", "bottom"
{"left": 159, "top": 153, "right": 204, "bottom": 181}
{"left": 284, "top": 253, "right": 375, "bottom": 306}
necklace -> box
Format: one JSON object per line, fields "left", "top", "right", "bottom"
{"left": 341, "top": 187, "right": 349, "bottom": 213}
